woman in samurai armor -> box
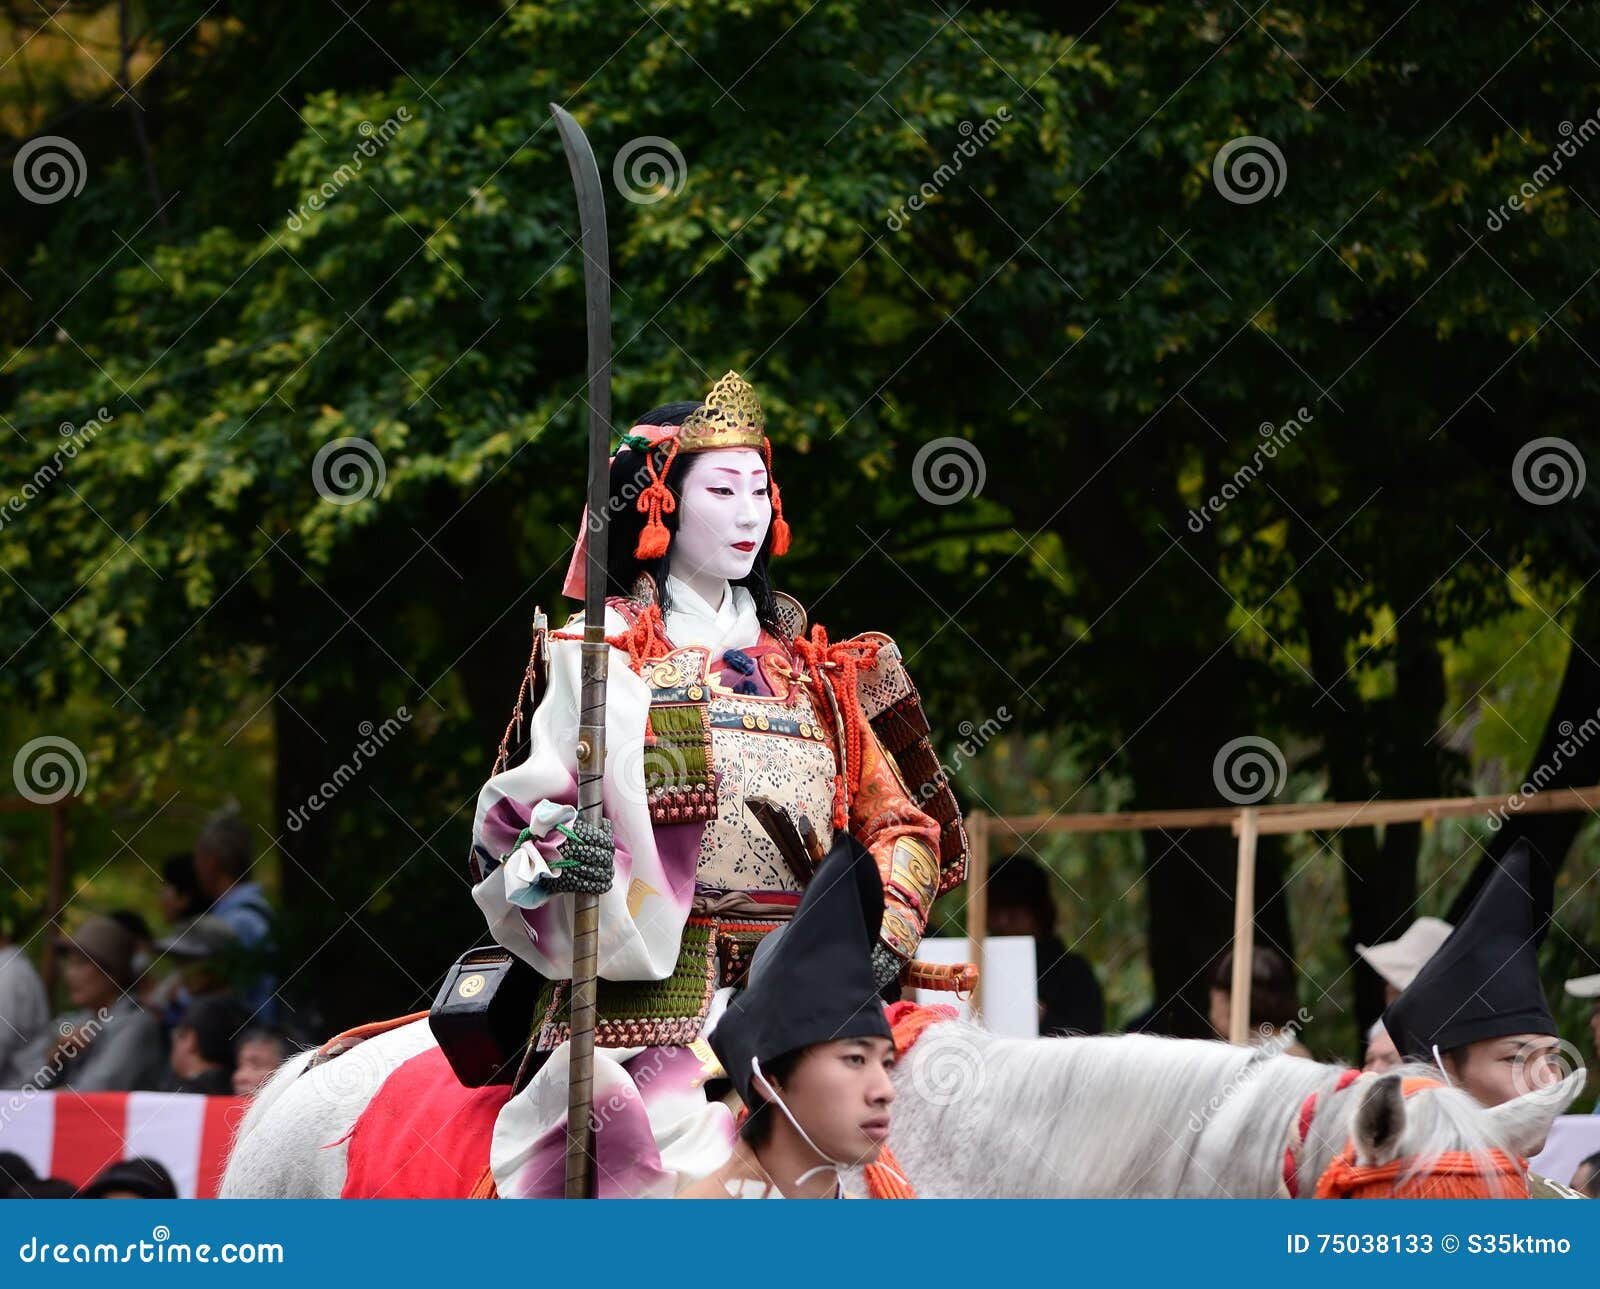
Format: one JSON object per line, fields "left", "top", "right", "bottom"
{"left": 467, "top": 370, "right": 967, "bottom": 1197}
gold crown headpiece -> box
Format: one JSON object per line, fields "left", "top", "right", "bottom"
{"left": 630, "top": 370, "right": 789, "bottom": 561}
{"left": 677, "top": 371, "right": 766, "bottom": 450}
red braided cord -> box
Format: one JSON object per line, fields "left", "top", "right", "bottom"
{"left": 552, "top": 601, "right": 674, "bottom": 673}
{"left": 791, "top": 624, "right": 883, "bottom": 830}
{"left": 634, "top": 440, "right": 680, "bottom": 560}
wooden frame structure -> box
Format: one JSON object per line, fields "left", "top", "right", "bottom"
{"left": 964, "top": 785, "right": 1600, "bottom": 1041}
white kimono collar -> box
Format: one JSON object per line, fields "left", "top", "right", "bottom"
{"left": 662, "top": 574, "right": 760, "bottom": 657}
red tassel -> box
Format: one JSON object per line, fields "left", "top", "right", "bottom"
{"left": 763, "top": 438, "right": 790, "bottom": 556}
{"left": 634, "top": 441, "right": 679, "bottom": 560}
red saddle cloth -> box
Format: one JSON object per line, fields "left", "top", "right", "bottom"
{"left": 339, "top": 1002, "right": 957, "bottom": 1198}
{"left": 339, "top": 1046, "right": 513, "bottom": 1198}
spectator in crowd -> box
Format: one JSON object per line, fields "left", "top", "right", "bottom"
{"left": 1207, "top": 945, "right": 1312, "bottom": 1058}
{"left": 233, "top": 1025, "right": 290, "bottom": 1096}
{"left": 1564, "top": 970, "right": 1600, "bottom": 1089}
{"left": 106, "top": 909, "right": 154, "bottom": 983}
{"left": 146, "top": 915, "right": 241, "bottom": 1028}
{"left": 0, "top": 925, "right": 49, "bottom": 1087}
{"left": 193, "top": 810, "right": 271, "bottom": 947}
{"left": 1356, "top": 916, "right": 1453, "bottom": 1004}
{"left": 0, "top": 1151, "right": 36, "bottom": 1198}
{"left": 192, "top": 809, "right": 278, "bottom": 1021}
{"left": 38, "top": 916, "right": 164, "bottom": 1092}
{"left": 1363, "top": 1019, "right": 1402, "bottom": 1073}
{"left": 986, "top": 853, "right": 1105, "bottom": 1035}
{"left": 77, "top": 1157, "right": 178, "bottom": 1199}
{"left": 1570, "top": 1150, "right": 1600, "bottom": 1199}
{"left": 166, "top": 994, "right": 246, "bottom": 1095}
{"left": 158, "top": 851, "right": 205, "bottom": 929}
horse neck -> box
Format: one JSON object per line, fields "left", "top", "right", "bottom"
{"left": 890, "top": 1024, "right": 1351, "bottom": 1198}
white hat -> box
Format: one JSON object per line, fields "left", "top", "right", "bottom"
{"left": 1355, "top": 916, "right": 1453, "bottom": 992}
{"left": 1564, "top": 973, "right": 1600, "bottom": 999}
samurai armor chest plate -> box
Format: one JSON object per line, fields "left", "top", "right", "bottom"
{"left": 697, "top": 691, "right": 839, "bottom": 892}
{"left": 641, "top": 644, "right": 839, "bottom": 894}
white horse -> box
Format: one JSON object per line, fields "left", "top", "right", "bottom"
{"left": 220, "top": 1018, "right": 1582, "bottom": 1199}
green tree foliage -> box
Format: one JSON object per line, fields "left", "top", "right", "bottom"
{"left": 3, "top": 1, "right": 1598, "bottom": 1043}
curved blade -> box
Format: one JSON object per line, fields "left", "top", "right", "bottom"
{"left": 550, "top": 101, "right": 613, "bottom": 626}
{"left": 549, "top": 100, "right": 613, "bottom": 1201}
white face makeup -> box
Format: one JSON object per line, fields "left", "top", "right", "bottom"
{"left": 671, "top": 447, "right": 772, "bottom": 595}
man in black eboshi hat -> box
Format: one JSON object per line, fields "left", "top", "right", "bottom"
{"left": 680, "top": 833, "right": 897, "bottom": 1199}
{"left": 1383, "top": 840, "right": 1586, "bottom": 1195}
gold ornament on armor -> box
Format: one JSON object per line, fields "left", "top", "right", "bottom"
{"left": 888, "top": 837, "right": 941, "bottom": 917}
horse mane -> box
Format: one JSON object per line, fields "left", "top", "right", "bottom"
{"left": 887, "top": 1024, "right": 1517, "bottom": 1198}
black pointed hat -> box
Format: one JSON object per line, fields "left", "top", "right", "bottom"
{"left": 1382, "top": 841, "right": 1556, "bottom": 1060}
{"left": 709, "top": 831, "right": 892, "bottom": 1105}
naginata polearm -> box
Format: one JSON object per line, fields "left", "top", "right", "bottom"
{"left": 550, "top": 101, "right": 610, "bottom": 1200}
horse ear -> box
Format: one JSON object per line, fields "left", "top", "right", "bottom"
{"left": 1482, "top": 1068, "right": 1586, "bottom": 1158}
{"left": 1352, "top": 1073, "right": 1406, "bottom": 1165}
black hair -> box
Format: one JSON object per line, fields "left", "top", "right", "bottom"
{"left": 14, "top": 1176, "right": 76, "bottom": 1199}
{"left": 162, "top": 851, "right": 204, "bottom": 916}
{"left": 235, "top": 1023, "right": 290, "bottom": 1056}
{"left": 76, "top": 1156, "right": 178, "bottom": 1200}
{"left": 0, "top": 1150, "right": 36, "bottom": 1198}
{"left": 1210, "top": 945, "right": 1300, "bottom": 1031}
{"left": 176, "top": 995, "right": 247, "bottom": 1069}
{"left": 986, "top": 854, "right": 1058, "bottom": 932}
{"left": 601, "top": 401, "right": 783, "bottom": 634}
{"left": 738, "top": 1047, "right": 804, "bottom": 1149}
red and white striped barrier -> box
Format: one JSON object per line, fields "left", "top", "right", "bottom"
{"left": 0, "top": 1090, "right": 248, "bottom": 1197}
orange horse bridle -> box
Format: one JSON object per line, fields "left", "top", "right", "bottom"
{"left": 1281, "top": 1067, "right": 1529, "bottom": 1199}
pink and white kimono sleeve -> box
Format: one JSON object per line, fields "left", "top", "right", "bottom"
{"left": 469, "top": 606, "right": 697, "bottom": 983}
